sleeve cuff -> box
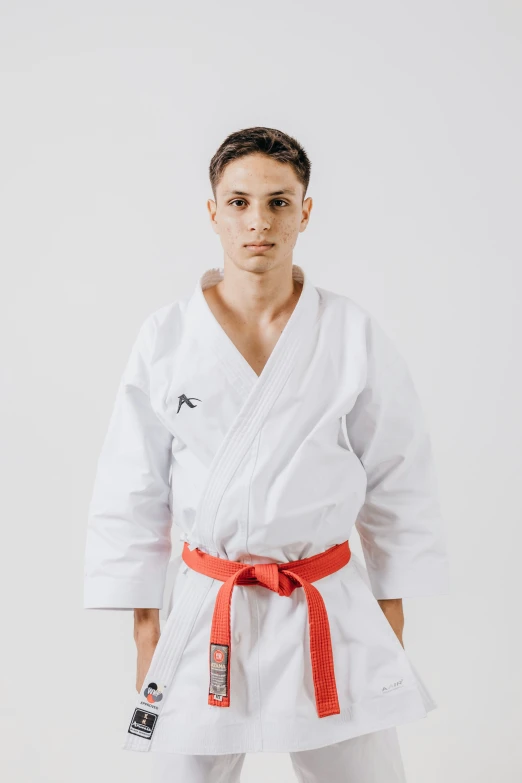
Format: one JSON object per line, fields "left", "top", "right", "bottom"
{"left": 365, "top": 560, "right": 451, "bottom": 600}
{"left": 83, "top": 576, "right": 165, "bottom": 610}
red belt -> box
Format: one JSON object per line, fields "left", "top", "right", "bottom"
{"left": 181, "top": 539, "right": 351, "bottom": 718}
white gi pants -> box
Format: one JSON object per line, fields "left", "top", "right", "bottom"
{"left": 151, "top": 726, "right": 407, "bottom": 782}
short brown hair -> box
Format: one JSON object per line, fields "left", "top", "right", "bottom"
{"left": 209, "top": 126, "right": 311, "bottom": 203}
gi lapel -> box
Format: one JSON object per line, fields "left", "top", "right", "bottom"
{"left": 123, "top": 568, "right": 215, "bottom": 752}
{"left": 193, "top": 264, "right": 320, "bottom": 555}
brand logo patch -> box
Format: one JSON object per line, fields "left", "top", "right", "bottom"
{"left": 128, "top": 708, "right": 158, "bottom": 740}
{"left": 177, "top": 394, "right": 201, "bottom": 413}
{"left": 143, "top": 681, "right": 164, "bottom": 704}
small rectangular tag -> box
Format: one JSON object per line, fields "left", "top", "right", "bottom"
{"left": 209, "top": 643, "right": 229, "bottom": 698}
{"left": 128, "top": 708, "right": 158, "bottom": 740}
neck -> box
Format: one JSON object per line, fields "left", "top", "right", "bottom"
{"left": 214, "top": 260, "right": 301, "bottom": 325}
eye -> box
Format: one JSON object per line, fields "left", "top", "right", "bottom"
{"left": 229, "top": 199, "right": 288, "bottom": 207}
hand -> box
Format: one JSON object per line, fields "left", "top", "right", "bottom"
{"left": 377, "top": 598, "right": 404, "bottom": 648}
{"left": 134, "top": 609, "right": 161, "bottom": 694}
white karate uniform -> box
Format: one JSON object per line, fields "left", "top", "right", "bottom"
{"left": 84, "top": 264, "right": 450, "bottom": 759}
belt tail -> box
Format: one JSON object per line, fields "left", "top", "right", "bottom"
{"left": 207, "top": 571, "right": 244, "bottom": 708}
{"left": 296, "top": 576, "right": 341, "bottom": 718}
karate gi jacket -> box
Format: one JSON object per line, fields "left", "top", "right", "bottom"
{"left": 84, "top": 264, "right": 450, "bottom": 755}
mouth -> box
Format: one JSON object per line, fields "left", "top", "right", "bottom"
{"left": 244, "top": 243, "right": 274, "bottom": 252}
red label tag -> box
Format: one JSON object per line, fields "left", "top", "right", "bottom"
{"left": 209, "top": 643, "right": 229, "bottom": 699}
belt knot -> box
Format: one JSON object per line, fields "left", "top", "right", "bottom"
{"left": 252, "top": 562, "right": 298, "bottom": 596}
{"left": 253, "top": 562, "right": 280, "bottom": 593}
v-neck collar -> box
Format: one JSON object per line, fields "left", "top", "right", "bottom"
{"left": 189, "top": 264, "right": 316, "bottom": 391}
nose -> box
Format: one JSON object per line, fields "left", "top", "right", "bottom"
{"left": 247, "top": 205, "right": 271, "bottom": 232}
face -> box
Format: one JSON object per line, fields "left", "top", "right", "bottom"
{"left": 207, "top": 153, "right": 313, "bottom": 273}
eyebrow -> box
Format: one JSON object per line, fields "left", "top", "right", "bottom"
{"left": 224, "top": 189, "right": 296, "bottom": 196}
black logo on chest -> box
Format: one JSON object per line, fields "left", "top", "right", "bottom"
{"left": 177, "top": 393, "right": 201, "bottom": 413}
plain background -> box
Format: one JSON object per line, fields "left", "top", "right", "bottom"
{"left": 1, "top": 1, "right": 520, "bottom": 781}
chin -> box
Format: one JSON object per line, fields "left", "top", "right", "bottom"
{"left": 229, "top": 254, "right": 273, "bottom": 274}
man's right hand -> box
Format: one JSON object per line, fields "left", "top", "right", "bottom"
{"left": 134, "top": 608, "right": 161, "bottom": 694}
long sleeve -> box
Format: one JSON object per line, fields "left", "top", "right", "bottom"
{"left": 83, "top": 314, "right": 174, "bottom": 610}
{"left": 345, "top": 314, "right": 450, "bottom": 600}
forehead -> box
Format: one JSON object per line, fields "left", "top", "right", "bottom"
{"left": 219, "top": 153, "right": 300, "bottom": 195}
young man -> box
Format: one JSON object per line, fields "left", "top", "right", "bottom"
{"left": 84, "top": 127, "right": 450, "bottom": 782}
